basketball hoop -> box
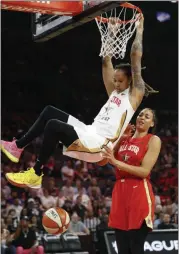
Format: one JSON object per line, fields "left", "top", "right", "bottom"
{"left": 95, "top": 2, "right": 142, "bottom": 59}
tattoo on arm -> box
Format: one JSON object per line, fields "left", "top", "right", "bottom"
{"left": 131, "top": 31, "right": 143, "bottom": 56}
{"left": 131, "top": 31, "right": 145, "bottom": 93}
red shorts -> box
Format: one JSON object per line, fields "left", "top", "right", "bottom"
{"left": 108, "top": 178, "right": 155, "bottom": 231}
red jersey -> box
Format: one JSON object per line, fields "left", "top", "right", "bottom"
{"left": 109, "top": 134, "right": 155, "bottom": 231}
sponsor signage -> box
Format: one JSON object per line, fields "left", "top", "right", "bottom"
{"left": 104, "top": 230, "right": 178, "bottom": 254}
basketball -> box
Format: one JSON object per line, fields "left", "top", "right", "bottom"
{"left": 42, "top": 207, "right": 70, "bottom": 235}
{"left": 97, "top": 158, "right": 109, "bottom": 166}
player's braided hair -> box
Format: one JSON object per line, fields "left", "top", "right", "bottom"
{"left": 115, "top": 63, "right": 159, "bottom": 97}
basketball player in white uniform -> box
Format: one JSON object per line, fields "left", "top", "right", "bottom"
{"left": 1, "top": 17, "right": 146, "bottom": 188}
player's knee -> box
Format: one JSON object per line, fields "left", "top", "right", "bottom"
{"left": 45, "top": 119, "right": 64, "bottom": 134}
{"left": 45, "top": 119, "right": 57, "bottom": 131}
{"left": 40, "top": 105, "right": 56, "bottom": 121}
{"left": 42, "top": 105, "right": 54, "bottom": 114}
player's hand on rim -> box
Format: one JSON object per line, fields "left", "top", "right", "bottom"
{"left": 108, "top": 17, "right": 121, "bottom": 36}
{"left": 136, "top": 13, "right": 144, "bottom": 32}
{"left": 108, "top": 17, "right": 119, "bottom": 25}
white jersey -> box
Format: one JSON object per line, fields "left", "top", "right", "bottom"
{"left": 92, "top": 88, "right": 135, "bottom": 141}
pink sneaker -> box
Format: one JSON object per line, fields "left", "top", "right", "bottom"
{"left": 1, "top": 140, "right": 24, "bottom": 163}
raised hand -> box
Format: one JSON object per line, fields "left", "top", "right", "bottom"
{"left": 101, "top": 145, "right": 116, "bottom": 166}
{"left": 123, "top": 124, "right": 135, "bottom": 137}
{"left": 136, "top": 14, "right": 144, "bottom": 32}
{"left": 108, "top": 17, "right": 121, "bottom": 37}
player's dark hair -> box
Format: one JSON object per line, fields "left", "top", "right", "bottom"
{"left": 145, "top": 108, "right": 158, "bottom": 134}
{"left": 115, "top": 63, "right": 132, "bottom": 78}
{"left": 115, "top": 64, "right": 159, "bottom": 97}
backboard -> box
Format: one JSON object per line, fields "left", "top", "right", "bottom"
{"left": 31, "top": 1, "right": 120, "bottom": 42}
{"left": 1, "top": 1, "right": 120, "bottom": 42}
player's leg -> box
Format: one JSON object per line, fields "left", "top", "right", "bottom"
{"left": 5, "top": 119, "right": 78, "bottom": 188}
{"left": 35, "top": 119, "right": 78, "bottom": 175}
{"left": 129, "top": 221, "right": 150, "bottom": 254}
{"left": 115, "top": 229, "right": 130, "bottom": 254}
{"left": 1, "top": 105, "right": 70, "bottom": 163}
{"left": 16, "top": 105, "right": 69, "bottom": 148}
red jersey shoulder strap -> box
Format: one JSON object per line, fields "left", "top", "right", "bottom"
{"left": 144, "top": 133, "right": 154, "bottom": 143}
{"left": 142, "top": 134, "right": 154, "bottom": 151}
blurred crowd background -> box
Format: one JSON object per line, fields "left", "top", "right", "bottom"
{"left": 1, "top": 1, "right": 178, "bottom": 253}
{"left": 1, "top": 110, "right": 178, "bottom": 253}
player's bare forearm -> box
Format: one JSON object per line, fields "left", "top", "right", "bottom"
{"left": 113, "top": 136, "right": 125, "bottom": 156}
{"left": 130, "top": 17, "right": 145, "bottom": 108}
{"left": 131, "top": 14, "right": 144, "bottom": 59}
{"left": 102, "top": 55, "right": 112, "bottom": 65}
{"left": 102, "top": 56, "right": 115, "bottom": 96}
{"left": 114, "top": 160, "right": 149, "bottom": 178}
{"left": 131, "top": 29, "right": 143, "bottom": 59}
{"left": 131, "top": 29, "right": 145, "bottom": 93}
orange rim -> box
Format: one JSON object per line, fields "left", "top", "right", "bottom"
{"left": 95, "top": 2, "right": 142, "bottom": 24}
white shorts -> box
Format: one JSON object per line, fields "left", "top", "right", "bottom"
{"left": 63, "top": 115, "right": 112, "bottom": 162}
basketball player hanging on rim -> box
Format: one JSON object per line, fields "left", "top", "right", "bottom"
{"left": 2, "top": 15, "right": 152, "bottom": 189}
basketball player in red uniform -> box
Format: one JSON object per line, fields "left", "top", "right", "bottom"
{"left": 1, "top": 16, "right": 151, "bottom": 189}
{"left": 102, "top": 108, "right": 161, "bottom": 254}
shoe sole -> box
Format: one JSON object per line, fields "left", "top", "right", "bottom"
{"left": 5, "top": 174, "right": 26, "bottom": 188}
{"left": 5, "top": 174, "right": 41, "bottom": 189}
{"left": 1, "top": 144, "right": 19, "bottom": 163}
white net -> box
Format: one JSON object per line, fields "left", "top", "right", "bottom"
{"left": 95, "top": 4, "right": 141, "bottom": 59}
